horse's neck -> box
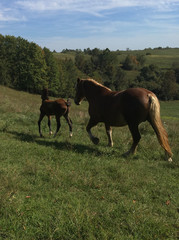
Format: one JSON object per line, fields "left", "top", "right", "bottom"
{"left": 84, "top": 82, "right": 110, "bottom": 102}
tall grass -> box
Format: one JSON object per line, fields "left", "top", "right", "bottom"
{"left": 0, "top": 86, "right": 178, "bottom": 239}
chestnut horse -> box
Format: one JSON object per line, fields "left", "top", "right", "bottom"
{"left": 38, "top": 88, "right": 72, "bottom": 138}
{"left": 74, "top": 78, "right": 172, "bottom": 161}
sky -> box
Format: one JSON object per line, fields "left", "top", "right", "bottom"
{"left": 0, "top": 0, "right": 179, "bottom": 52}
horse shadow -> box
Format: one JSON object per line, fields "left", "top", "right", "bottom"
{"left": 4, "top": 130, "right": 103, "bottom": 156}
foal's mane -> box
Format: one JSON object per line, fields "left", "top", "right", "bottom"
{"left": 82, "top": 78, "right": 112, "bottom": 92}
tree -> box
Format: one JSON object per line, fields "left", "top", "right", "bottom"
{"left": 135, "top": 64, "right": 162, "bottom": 94}
{"left": 122, "top": 55, "right": 139, "bottom": 70}
{"left": 160, "top": 70, "right": 178, "bottom": 100}
{"left": 75, "top": 53, "right": 86, "bottom": 72}
{"left": 43, "top": 47, "right": 59, "bottom": 95}
{"left": 15, "top": 39, "right": 47, "bottom": 93}
{"left": 57, "top": 59, "right": 78, "bottom": 98}
{"left": 172, "top": 62, "right": 179, "bottom": 84}
{"left": 113, "top": 68, "right": 127, "bottom": 91}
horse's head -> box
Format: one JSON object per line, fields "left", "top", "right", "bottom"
{"left": 74, "top": 78, "right": 85, "bottom": 105}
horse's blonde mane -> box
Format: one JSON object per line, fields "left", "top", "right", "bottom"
{"left": 82, "top": 78, "right": 112, "bottom": 91}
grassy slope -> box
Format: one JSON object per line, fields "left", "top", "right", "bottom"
{"left": 0, "top": 86, "right": 178, "bottom": 239}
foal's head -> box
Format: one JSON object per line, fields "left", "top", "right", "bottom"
{"left": 74, "top": 78, "right": 85, "bottom": 105}
{"left": 41, "top": 88, "right": 49, "bottom": 101}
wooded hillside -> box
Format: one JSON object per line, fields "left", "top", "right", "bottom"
{"left": 0, "top": 34, "right": 179, "bottom": 100}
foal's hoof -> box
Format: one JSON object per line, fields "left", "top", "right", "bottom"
{"left": 122, "top": 150, "right": 132, "bottom": 157}
{"left": 108, "top": 143, "right": 113, "bottom": 147}
{"left": 92, "top": 137, "right": 99, "bottom": 145}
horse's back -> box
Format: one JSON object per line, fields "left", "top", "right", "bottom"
{"left": 41, "top": 99, "right": 68, "bottom": 115}
{"left": 101, "top": 88, "right": 154, "bottom": 126}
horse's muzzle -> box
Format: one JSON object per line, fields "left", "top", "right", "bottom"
{"left": 74, "top": 99, "right": 80, "bottom": 105}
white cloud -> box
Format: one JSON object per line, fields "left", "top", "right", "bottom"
{"left": 0, "top": 3, "right": 26, "bottom": 22}
{"left": 0, "top": 12, "right": 16, "bottom": 21}
{"left": 16, "top": 0, "right": 179, "bottom": 14}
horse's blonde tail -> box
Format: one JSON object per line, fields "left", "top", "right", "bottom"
{"left": 148, "top": 94, "right": 173, "bottom": 161}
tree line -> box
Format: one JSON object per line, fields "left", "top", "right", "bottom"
{"left": 0, "top": 35, "right": 179, "bottom": 100}
{"left": 0, "top": 35, "right": 78, "bottom": 98}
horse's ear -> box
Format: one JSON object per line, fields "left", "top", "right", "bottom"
{"left": 77, "top": 78, "right": 80, "bottom": 83}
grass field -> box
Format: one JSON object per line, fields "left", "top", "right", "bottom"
{"left": 0, "top": 86, "right": 178, "bottom": 240}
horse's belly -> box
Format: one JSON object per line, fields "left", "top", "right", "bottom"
{"left": 105, "top": 114, "right": 127, "bottom": 127}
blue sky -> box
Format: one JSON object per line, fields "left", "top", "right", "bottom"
{"left": 0, "top": 0, "right": 179, "bottom": 51}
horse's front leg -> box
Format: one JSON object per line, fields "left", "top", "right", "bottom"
{"left": 38, "top": 112, "right": 45, "bottom": 137}
{"left": 105, "top": 124, "right": 113, "bottom": 147}
{"left": 86, "top": 118, "right": 99, "bottom": 145}
{"left": 53, "top": 115, "right": 61, "bottom": 137}
{"left": 48, "top": 116, "right": 53, "bottom": 135}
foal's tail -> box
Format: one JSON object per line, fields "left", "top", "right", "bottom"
{"left": 148, "top": 94, "right": 172, "bottom": 161}
{"left": 66, "top": 98, "right": 71, "bottom": 107}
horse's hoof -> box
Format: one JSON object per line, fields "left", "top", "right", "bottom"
{"left": 92, "top": 137, "right": 99, "bottom": 145}
{"left": 69, "top": 132, "right": 73, "bottom": 137}
{"left": 49, "top": 131, "right": 53, "bottom": 135}
{"left": 168, "top": 157, "right": 173, "bottom": 162}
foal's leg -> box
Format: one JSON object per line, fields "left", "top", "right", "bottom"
{"left": 64, "top": 114, "right": 73, "bottom": 137}
{"left": 86, "top": 118, "right": 99, "bottom": 145}
{"left": 48, "top": 116, "right": 53, "bottom": 135}
{"left": 105, "top": 124, "right": 113, "bottom": 147}
{"left": 124, "top": 123, "right": 141, "bottom": 156}
{"left": 38, "top": 112, "right": 45, "bottom": 137}
{"left": 53, "top": 115, "right": 61, "bottom": 137}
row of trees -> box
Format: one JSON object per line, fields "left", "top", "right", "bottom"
{"left": 74, "top": 48, "right": 179, "bottom": 100}
{"left": 0, "top": 35, "right": 79, "bottom": 97}
{"left": 0, "top": 35, "right": 179, "bottom": 100}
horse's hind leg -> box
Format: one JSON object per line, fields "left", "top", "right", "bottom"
{"left": 64, "top": 114, "right": 73, "bottom": 137}
{"left": 86, "top": 118, "right": 99, "bottom": 145}
{"left": 38, "top": 113, "right": 45, "bottom": 137}
{"left": 48, "top": 116, "right": 53, "bottom": 135}
{"left": 124, "top": 123, "right": 141, "bottom": 156}
{"left": 53, "top": 115, "right": 61, "bottom": 137}
{"left": 105, "top": 124, "right": 113, "bottom": 147}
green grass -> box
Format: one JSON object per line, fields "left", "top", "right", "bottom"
{"left": 0, "top": 86, "right": 178, "bottom": 239}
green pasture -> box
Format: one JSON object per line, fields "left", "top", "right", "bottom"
{"left": 0, "top": 86, "right": 178, "bottom": 239}
{"left": 55, "top": 48, "right": 179, "bottom": 70}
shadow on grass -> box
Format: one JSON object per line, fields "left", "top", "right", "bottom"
{"left": 2, "top": 130, "right": 153, "bottom": 160}
{"left": 4, "top": 130, "right": 104, "bottom": 156}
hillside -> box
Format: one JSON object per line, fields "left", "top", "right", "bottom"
{"left": 0, "top": 86, "right": 178, "bottom": 239}
{"left": 54, "top": 48, "right": 179, "bottom": 99}
{"left": 55, "top": 47, "right": 179, "bottom": 70}
{"left": 0, "top": 33, "right": 178, "bottom": 100}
